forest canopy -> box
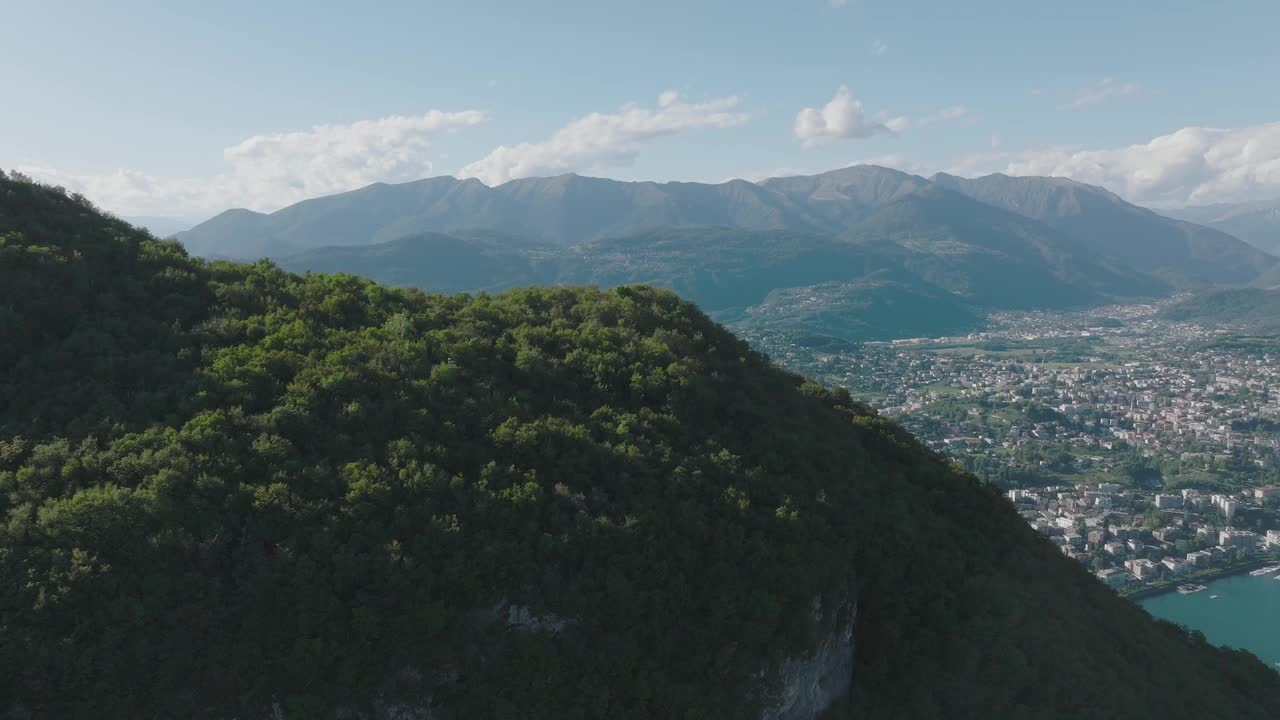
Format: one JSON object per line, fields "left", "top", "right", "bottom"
{"left": 2, "top": 172, "right": 1279, "bottom": 719}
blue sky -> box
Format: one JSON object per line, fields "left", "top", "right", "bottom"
{"left": 5, "top": 0, "right": 1280, "bottom": 219}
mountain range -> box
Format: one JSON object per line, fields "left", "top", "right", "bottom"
{"left": 1162, "top": 287, "right": 1280, "bottom": 333}
{"left": 175, "top": 166, "right": 1277, "bottom": 343}
{"left": 929, "top": 173, "right": 1270, "bottom": 286}
{"left": 1163, "top": 200, "right": 1280, "bottom": 260}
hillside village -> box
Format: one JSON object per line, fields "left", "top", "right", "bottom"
{"left": 746, "top": 299, "right": 1280, "bottom": 592}
{"left": 1011, "top": 482, "right": 1280, "bottom": 592}
{"left": 875, "top": 303, "right": 1280, "bottom": 456}
{"left": 747, "top": 299, "right": 1280, "bottom": 489}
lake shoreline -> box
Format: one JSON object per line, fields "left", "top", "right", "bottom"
{"left": 1138, "top": 564, "right": 1280, "bottom": 671}
{"left": 1122, "top": 555, "right": 1280, "bottom": 602}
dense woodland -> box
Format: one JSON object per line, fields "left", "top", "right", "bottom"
{"left": 3, "top": 172, "right": 1280, "bottom": 719}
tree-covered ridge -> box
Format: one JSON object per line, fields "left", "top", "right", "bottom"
{"left": 0, "top": 175, "right": 213, "bottom": 437}
{"left": 732, "top": 273, "right": 983, "bottom": 342}
{"left": 1162, "top": 287, "right": 1280, "bottom": 332}
{"left": 278, "top": 225, "right": 988, "bottom": 343}
{"left": 3, "top": 174, "right": 1280, "bottom": 719}
{"left": 276, "top": 220, "right": 1157, "bottom": 346}
{"left": 6, "top": 177, "right": 860, "bottom": 717}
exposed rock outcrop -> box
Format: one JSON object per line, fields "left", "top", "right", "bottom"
{"left": 760, "top": 599, "right": 856, "bottom": 720}
{"left": 504, "top": 603, "right": 570, "bottom": 635}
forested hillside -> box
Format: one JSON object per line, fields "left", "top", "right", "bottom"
{"left": 4, "top": 173, "right": 1280, "bottom": 719}
{"left": 1162, "top": 287, "right": 1280, "bottom": 332}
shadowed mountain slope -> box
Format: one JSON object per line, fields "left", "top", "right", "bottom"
{"left": 179, "top": 166, "right": 1275, "bottom": 294}
{"left": 930, "top": 172, "right": 1275, "bottom": 286}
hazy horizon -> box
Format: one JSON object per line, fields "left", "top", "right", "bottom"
{"left": 6, "top": 0, "right": 1279, "bottom": 218}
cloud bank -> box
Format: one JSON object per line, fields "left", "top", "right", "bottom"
{"left": 1006, "top": 123, "right": 1280, "bottom": 206}
{"left": 458, "top": 91, "right": 747, "bottom": 186}
{"left": 20, "top": 110, "right": 487, "bottom": 217}
{"left": 947, "top": 122, "right": 1280, "bottom": 207}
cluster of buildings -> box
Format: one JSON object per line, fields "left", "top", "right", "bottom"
{"left": 858, "top": 345, "right": 1280, "bottom": 461}
{"left": 742, "top": 297, "right": 1280, "bottom": 594}
{"left": 745, "top": 299, "right": 1280, "bottom": 487}
{"left": 1008, "top": 483, "right": 1280, "bottom": 590}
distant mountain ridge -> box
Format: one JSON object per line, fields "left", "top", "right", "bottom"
{"left": 181, "top": 166, "right": 1277, "bottom": 345}
{"left": 278, "top": 226, "right": 976, "bottom": 342}
{"left": 1161, "top": 287, "right": 1280, "bottom": 332}
{"left": 178, "top": 165, "right": 1275, "bottom": 291}
{"left": 1162, "top": 200, "right": 1280, "bottom": 259}
{"left": 930, "top": 172, "right": 1270, "bottom": 285}
{"left": 278, "top": 219, "right": 1163, "bottom": 344}
{"left": 842, "top": 183, "right": 1169, "bottom": 308}
{"left": 179, "top": 173, "right": 823, "bottom": 258}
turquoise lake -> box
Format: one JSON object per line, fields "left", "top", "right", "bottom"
{"left": 1140, "top": 571, "right": 1280, "bottom": 668}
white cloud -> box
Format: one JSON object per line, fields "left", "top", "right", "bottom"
{"left": 221, "top": 111, "right": 486, "bottom": 198}
{"left": 943, "top": 123, "right": 1280, "bottom": 207}
{"left": 458, "top": 91, "right": 747, "bottom": 186}
{"left": 885, "top": 116, "right": 910, "bottom": 133}
{"left": 919, "top": 105, "right": 969, "bottom": 126}
{"left": 794, "top": 86, "right": 906, "bottom": 146}
{"left": 870, "top": 39, "right": 888, "bottom": 56}
{"left": 1057, "top": 77, "right": 1143, "bottom": 111}
{"left": 1004, "top": 124, "right": 1280, "bottom": 206}
{"left": 19, "top": 110, "right": 487, "bottom": 217}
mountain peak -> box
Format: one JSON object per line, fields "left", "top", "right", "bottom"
{"left": 935, "top": 171, "right": 1126, "bottom": 202}
{"left": 173, "top": 167, "right": 1275, "bottom": 288}
{"left": 933, "top": 171, "right": 1273, "bottom": 283}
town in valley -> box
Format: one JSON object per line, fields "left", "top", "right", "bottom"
{"left": 746, "top": 299, "right": 1280, "bottom": 594}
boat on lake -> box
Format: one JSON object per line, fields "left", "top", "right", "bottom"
{"left": 1209, "top": 595, "right": 1220, "bottom": 599}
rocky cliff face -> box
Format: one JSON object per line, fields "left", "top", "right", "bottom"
{"left": 256, "top": 599, "right": 854, "bottom": 720}
{"left": 760, "top": 599, "right": 857, "bottom": 720}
